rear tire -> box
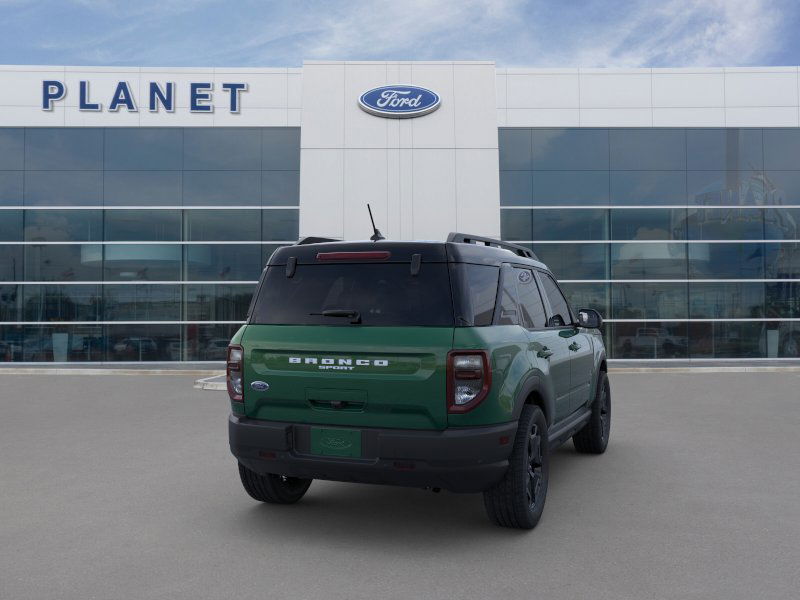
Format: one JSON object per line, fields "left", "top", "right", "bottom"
{"left": 483, "top": 405, "right": 549, "bottom": 530}
{"left": 573, "top": 371, "right": 611, "bottom": 454}
{"left": 238, "top": 463, "right": 312, "bottom": 504}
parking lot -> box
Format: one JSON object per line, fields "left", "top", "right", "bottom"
{"left": 1, "top": 371, "right": 799, "bottom": 599}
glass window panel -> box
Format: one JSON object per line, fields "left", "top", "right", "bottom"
{"left": 183, "top": 128, "right": 261, "bottom": 170}
{"left": 0, "top": 171, "right": 24, "bottom": 206}
{"left": 764, "top": 170, "right": 800, "bottom": 204}
{"left": 687, "top": 208, "right": 765, "bottom": 240}
{"left": 611, "top": 242, "right": 687, "bottom": 279}
{"left": 103, "top": 245, "right": 181, "bottom": 281}
{"left": 22, "top": 285, "right": 101, "bottom": 321}
{"left": 515, "top": 268, "right": 547, "bottom": 328}
{"left": 763, "top": 208, "right": 800, "bottom": 239}
{"left": 0, "top": 285, "right": 21, "bottom": 321}
{"left": 262, "top": 128, "right": 300, "bottom": 170}
{"left": 104, "top": 285, "right": 181, "bottom": 320}
{"left": 539, "top": 272, "right": 572, "bottom": 326}
{"left": 500, "top": 171, "right": 532, "bottom": 206}
{"left": 25, "top": 128, "right": 103, "bottom": 170}
{"left": 774, "top": 322, "right": 800, "bottom": 358}
{"left": 24, "top": 171, "right": 103, "bottom": 206}
{"left": 610, "top": 129, "right": 685, "bottom": 170}
{"left": 104, "top": 128, "right": 182, "bottom": 170}
{"left": 185, "top": 284, "right": 255, "bottom": 321}
{"left": 262, "top": 209, "right": 299, "bottom": 241}
{"left": 262, "top": 171, "right": 299, "bottom": 206}
{"left": 500, "top": 209, "right": 532, "bottom": 241}
{"left": 688, "top": 282, "right": 765, "bottom": 319}
{"left": 687, "top": 129, "right": 763, "bottom": 171}
{"left": 0, "top": 129, "right": 24, "bottom": 170}
{"left": 498, "top": 129, "right": 532, "bottom": 170}
{"left": 184, "top": 209, "right": 260, "bottom": 241}
{"left": 531, "top": 209, "right": 608, "bottom": 242}
{"left": 104, "top": 171, "right": 182, "bottom": 206}
{"left": 0, "top": 210, "right": 22, "bottom": 241}
{"left": 532, "top": 129, "right": 609, "bottom": 170}
{"left": 530, "top": 243, "right": 608, "bottom": 280}
{"left": 689, "top": 243, "right": 764, "bottom": 279}
{"left": 22, "top": 325, "right": 104, "bottom": 362}
{"left": 687, "top": 170, "right": 769, "bottom": 205}
{"left": 105, "top": 324, "right": 181, "bottom": 362}
{"left": 496, "top": 267, "right": 520, "bottom": 326}
{"left": 765, "top": 282, "right": 800, "bottom": 318}
{"left": 24, "top": 210, "right": 102, "bottom": 242}
{"left": 611, "top": 171, "right": 686, "bottom": 205}
{"left": 689, "top": 322, "right": 766, "bottom": 358}
{"left": 611, "top": 282, "right": 687, "bottom": 320}
{"left": 533, "top": 171, "right": 609, "bottom": 206}
{"left": 611, "top": 208, "right": 687, "bottom": 240}
{"left": 185, "top": 323, "right": 241, "bottom": 361}
{"left": 104, "top": 209, "right": 181, "bottom": 241}
{"left": 24, "top": 244, "right": 102, "bottom": 281}
{"left": 612, "top": 321, "right": 688, "bottom": 359}
{"left": 765, "top": 242, "right": 800, "bottom": 279}
{"left": 560, "top": 283, "right": 609, "bottom": 319}
{"left": 0, "top": 325, "right": 24, "bottom": 361}
{"left": 185, "top": 244, "right": 263, "bottom": 281}
{"left": 764, "top": 129, "right": 800, "bottom": 170}
{"left": 183, "top": 171, "right": 260, "bottom": 206}
{"left": 0, "top": 246, "right": 23, "bottom": 281}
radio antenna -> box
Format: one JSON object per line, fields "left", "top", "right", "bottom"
{"left": 367, "top": 204, "right": 385, "bottom": 241}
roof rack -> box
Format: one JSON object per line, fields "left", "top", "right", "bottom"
{"left": 296, "top": 236, "right": 339, "bottom": 245}
{"left": 446, "top": 232, "right": 538, "bottom": 260}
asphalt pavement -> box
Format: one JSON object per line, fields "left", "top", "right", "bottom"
{"left": 1, "top": 372, "right": 798, "bottom": 599}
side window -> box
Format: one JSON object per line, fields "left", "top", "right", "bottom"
{"left": 496, "top": 267, "right": 519, "bottom": 325}
{"left": 540, "top": 272, "right": 572, "bottom": 327}
{"left": 514, "top": 268, "right": 547, "bottom": 329}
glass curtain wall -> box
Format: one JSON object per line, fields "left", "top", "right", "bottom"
{"left": 500, "top": 127, "right": 800, "bottom": 359}
{"left": 0, "top": 127, "right": 299, "bottom": 362}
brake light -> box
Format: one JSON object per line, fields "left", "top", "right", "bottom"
{"left": 447, "top": 350, "right": 491, "bottom": 413}
{"left": 316, "top": 251, "right": 391, "bottom": 261}
{"left": 227, "top": 345, "right": 244, "bottom": 402}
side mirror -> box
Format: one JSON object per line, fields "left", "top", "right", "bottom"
{"left": 577, "top": 308, "right": 603, "bottom": 329}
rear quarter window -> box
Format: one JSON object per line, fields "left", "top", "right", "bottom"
{"left": 450, "top": 264, "right": 499, "bottom": 326}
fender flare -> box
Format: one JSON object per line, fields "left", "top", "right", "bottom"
{"left": 511, "top": 373, "right": 555, "bottom": 427}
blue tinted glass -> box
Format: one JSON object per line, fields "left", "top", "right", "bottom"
{"left": 184, "top": 209, "right": 260, "bottom": 241}
{"left": 766, "top": 282, "right": 800, "bottom": 317}
{"left": 103, "top": 244, "right": 181, "bottom": 281}
{"left": 559, "top": 283, "right": 609, "bottom": 318}
{"left": 0, "top": 129, "right": 24, "bottom": 170}
{"left": 22, "top": 324, "right": 104, "bottom": 362}
{"left": 687, "top": 170, "right": 770, "bottom": 205}
{"left": 688, "top": 322, "right": 765, "bottom": 358}
{"left": 611, "top": 208, "right": 687, "bottom": 240}
{"left": 104, "top": 128, "right": 182, "bottom": 170}
{"left": 24, "top": 244, "right": 102, "bottom": 281}
{"left": 183, "top": 128, "right": 260, "bottom": 170}
{"left": 0, "top": 210, "right": 22, "bottom": 241}
{"left": 0, "top": 171, "right": 23, "bottom": 205}
{"left": 764, "top": 171, "right": 800, "bottom": 204}
{"left": 185, "top": 284, "right": 255, "bottom": 321}
{"left": 185, "top": 323, "right": 242, "bottom": 361}
{"left": 262, "top": 209, "right": 299, "bottom": 241}
{"left": 0, "top": 246, "right": 23, "bottom": 281}
{"left": 774, "top": 322, "right": 800, "bottom": 357}
{"left": 532, "top": 129, "right": 609, "bottom": 170}
{"left": 104, "top": 171, "right": 182, "bottom": 206}
{"left": 22, "top": 285, "right": 101, "bottom": 321}
{"left": 25, "top": 128, "right": 103, "bottom": 170}
{"left": 687, "top": 208, "right": 764, "bottom": 240}
{"left": 262, "top": 128, "right": 300, "bottom": 170}
{"left": 24, "top": 171, "right": 103, "bottom": 206}
{"left": 611, "top": 171, "right": 686, "bottom": 205}
{"left": 104, "top": 285, "right": 181, "bottom": 320}
{"left": 183, "top": 171, "right": 260, "bottom": 206}
{"left": 765, "top": 242, "right": 800, "bottom": 278}
{"left": 105, "top": 324, "right": 181, "bottom": 361}
{"left": 610, "top": 129, "right": 685, "bottom": 170}
{"left": 686, "top": 129, "right": 763, "bottom": 171}
{"left": 499, "top": 129, "right": 532, "bottom": 170}
{"left": 689, "top": 243, "right": 765, "bottom": 279}
{"left": 533, "top": 171, "right": 609, "bottom": 205}
{"left": 764, "top": 129, "right": 800, "bottom": 170}
{"left": 530, "top": 243, "right": 608, "bottom": 280}
{"left": 24, "top": 210, "right": 102, "bottom": 241}
{"left": 0, "top": 285, "right": 20, "bottom": 321}
{"left": 500, "top": 209, "right": 532, "bottom": 241}
{"left": 104, "top": 210, "right": 181, "bottom": 241}
{"left": 689, "top": 282, "right": 764, "bottom": 319}
{"left": 611, "top": 243, "right": 687, "bottom": 279}
{"left": 500, "top": 172, "right": 532, "bottom": 206}
{"left": 531, "top": 209, "right": 608, "bottom": 241}
{"left": 611, "top": 282, "right": 688, "bottom": 320}
{"left": 611, "top": 321, "right": 688, "bottom": 359}
{"left": 185, "top": 244, "right": 263, "bottom": 281}
{"left": 262, "top": 171, "right": 299, "bottom": 206}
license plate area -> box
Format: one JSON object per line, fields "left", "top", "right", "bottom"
{"left": 310, "top": 427, "right": 362, "bottom": 458}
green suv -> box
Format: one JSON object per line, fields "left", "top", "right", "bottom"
{"left": 227, "top": 233, "right": 610, "bottom": 529}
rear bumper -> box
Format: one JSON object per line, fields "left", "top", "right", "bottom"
{"left": 229, "top": 414, "right": 517, "bottom": 493}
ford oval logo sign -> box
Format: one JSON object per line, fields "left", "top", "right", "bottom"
{"left": 358, "top": 85, "right": 440, "bottom": 118}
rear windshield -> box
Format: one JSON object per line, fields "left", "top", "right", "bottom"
{"left": 250, "top": 263, "right": 454, "bottom": 326}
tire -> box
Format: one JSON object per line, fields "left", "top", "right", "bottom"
{"left": 483, "top": 405, "right": 549, "bottom": 530}
{"left": 238, "top": 463, "right": 312, "bottom": 504}
{"left": 573, "top": 371, "right": 611, "bottom": 454}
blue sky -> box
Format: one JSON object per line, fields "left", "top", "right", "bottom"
{"left": 1, "top": 0, "right": 799, "bottom": 68}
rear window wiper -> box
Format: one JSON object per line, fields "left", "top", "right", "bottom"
{"left": 310, "top": 309, "right": 362, "bottom": 324}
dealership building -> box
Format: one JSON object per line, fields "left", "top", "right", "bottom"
{"left": 0, "top": 61, "right": 799, "bottom": 362}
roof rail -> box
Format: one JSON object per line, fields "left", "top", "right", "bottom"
{"left": 446, "top": 232, "right": 538, "bottom": 260}
{"left": 296, "top": 236, "right": 339, "bottom": 245}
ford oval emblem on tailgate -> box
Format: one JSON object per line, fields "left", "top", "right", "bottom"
{"left": 250, "top": 381, "right": 269, "bottom": 391}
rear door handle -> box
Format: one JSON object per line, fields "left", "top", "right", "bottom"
{"left": 537, "top": 346, "right": 554, "bottom": 359}
{"left": 569, "top": 342, "right": 581, "bottom": 352}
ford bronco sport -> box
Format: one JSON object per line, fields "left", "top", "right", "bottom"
{"left": 227, "top": 233, "right": 610, "bottom": 529}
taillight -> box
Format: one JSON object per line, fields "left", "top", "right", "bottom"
{"left": 227, "top": 345, "right": 244, "bottom": 402}
{"left": 447, "top": 350, "right": 491, "bottom": 413}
